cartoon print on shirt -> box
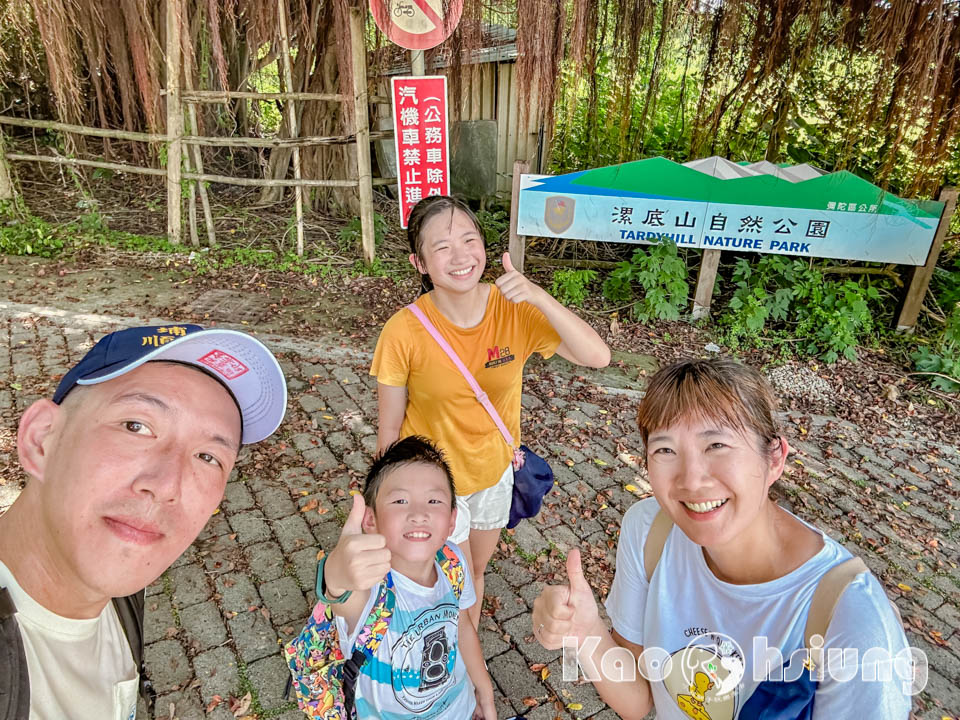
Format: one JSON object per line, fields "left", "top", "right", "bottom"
{"left": 661, "top": 631, "right": 743, "bottom": 720}
{"left": 390, "top": 603, "right": 460, "bottom": 713}
{"left": 677, "top": 671, "right": 715, "bottom": 720}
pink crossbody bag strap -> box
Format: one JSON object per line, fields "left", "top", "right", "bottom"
{"left": 406, "top": 303, "right": 516, "bottom": 448}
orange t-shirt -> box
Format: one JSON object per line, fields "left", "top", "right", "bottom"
{"left": 371, "top": 285, "right": 561, "bottom": 495}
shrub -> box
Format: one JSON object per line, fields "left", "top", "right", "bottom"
{"left": 551, "top": 268, "right": 597, "bottom": 306}
{"left": 912, "top": 305, "right": 960, "bottom": 392}
{"left": 602, "top": 242, "right": 689, "bottom": 322}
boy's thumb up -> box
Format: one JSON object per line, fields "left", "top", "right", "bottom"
{"left": 566, "top": 548, "right": 589, "bottom": 595}
{"left": 341, "top": 493, "right": 366, "bottom": 537}
{"left": 502, "top": 251, "right": 516, "bottom": 274}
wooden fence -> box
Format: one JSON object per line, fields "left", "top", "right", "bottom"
{"left": 0, "top": 0, "right": 383, "bottom": 262}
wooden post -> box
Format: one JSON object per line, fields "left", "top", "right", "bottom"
{"left": 692, "top": 249, "right": 722, "bottom": 319}
{"left": 508, "top": 160, "right": 529, "bottom": 273}
{"left": 186, "top": 165, "right": 200, "bottom": 245}
{"left": 895, "top": 186, "right": 959, "bottom": 332}
{"left": 277, "top": 0, "right": 305, "bottom": 256}
{"left": 350, "top": 6, "right": 375, "bottom": 264}
{"left": 165, "top": 0, "right": 183, "bottom": 244}
{"left": 180, "top": 20, "right": 216, "bottom": 247}
{"left": 0, "top": 128, "right": 14, "bottom": 202}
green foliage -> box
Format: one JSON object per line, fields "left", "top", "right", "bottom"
{"left": 602, "top": 242, "right": 689, "bottom": 322}
{"left": 549, "top": 18, "right": 954, "bottom": 195}
{"left": 912, "top": 305, "right": 960, "bottom": 392}
{"left": 352, "top": 256, "right": 390, "bottom": 278}
{"left": 0, "top": 213, "right": 65, "bottom": 257}
{"left": 551, "top": 268, "right": 597, "bottom": 306}
{"left": 337, "top": 213, "right": 389, "bottom": 253}
{"left": 718, "top": 256, "right": 884, "bottom": 362}
{"left": 249, "top": 44, "right": 283, "bottom": 135}
{"left": 475, "top": 206, "right": 510, "bottom": 246}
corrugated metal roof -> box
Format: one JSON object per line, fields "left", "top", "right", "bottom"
{"left": 379, "top": 22, "right": 518, "bottom": 75}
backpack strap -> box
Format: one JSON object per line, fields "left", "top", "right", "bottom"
{"left": 342, "top": 573, "right": 397, "bottom": 717}
{"left": 406, "top": 303, "right": 517, "bottom": 449}
{"left": 0, "top": 588, "right": 30, "bottom": 720}
{"left": 643, "top": 510, "right": 674, "bottom": 582}
{"left": 436, "top": 544, "right": 465, "bottom": 601}
{"left": 112, "top": 591, "right": 155, "bottom": 713}
{"left": 804, "top": 557, "right": 868, "bottom": 670}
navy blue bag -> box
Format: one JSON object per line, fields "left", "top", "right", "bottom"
{"left": 739, "top": 671, "right": 818, "bottom": 720}
{"left": 507, "top": 445, "right": 554, "bottom": 529}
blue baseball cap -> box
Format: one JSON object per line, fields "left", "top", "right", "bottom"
{"left": 53, "top": 324, "right": 287, "bottom": 444}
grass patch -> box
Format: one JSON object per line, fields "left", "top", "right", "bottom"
{"left": 160, "top": 573, "right": 182, "bottom": 627}
{"left": 499, "top": 528, "right": 542, "bottom": 564}
{"left": 0, "top": 206, "right": 401, "bottom": 282}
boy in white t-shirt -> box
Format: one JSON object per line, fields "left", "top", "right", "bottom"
{"left": 320, "top": 436, "right": 497, "bottom": 719}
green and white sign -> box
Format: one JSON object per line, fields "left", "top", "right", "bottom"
{"left": 517, "top": 157, "right": 944, "bottom": 265}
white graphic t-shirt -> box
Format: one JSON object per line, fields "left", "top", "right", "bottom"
{"left": 605, "top": 498, "right": 912, "bottom": 720}
{"left": 335, "top": 542, "right": 478, "bottom": 720}
{"left": 0, "top": 560, "right": 139, "bottom": 720}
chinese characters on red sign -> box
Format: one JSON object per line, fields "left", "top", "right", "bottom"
{"left": 391, "top": 76, "right": 450, "bottom": 228}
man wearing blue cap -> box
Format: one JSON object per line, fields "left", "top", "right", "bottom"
{"left": 0, "top": 324, "right": 287, "bottom": 719}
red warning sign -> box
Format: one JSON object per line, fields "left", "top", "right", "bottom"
{"left": 391, "top": 76, "right": 450, "bottom": 227}
{"left": 369, "top": 0, "right": 463, "bottom": 50}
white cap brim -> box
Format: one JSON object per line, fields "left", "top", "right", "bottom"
{"left": 77, "top": 329, "right": 287, "bottom": 444}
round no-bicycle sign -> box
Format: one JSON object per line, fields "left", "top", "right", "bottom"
{"left": 369, "top": 0, "right": 463, "bottom": 50}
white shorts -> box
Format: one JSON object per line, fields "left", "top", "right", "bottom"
{"left": 449, "top": 463, "right": 514, "bottom": 544}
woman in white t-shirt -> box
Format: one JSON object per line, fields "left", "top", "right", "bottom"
{"left": 532, "top": 358, "right": 913, "bottom": 720}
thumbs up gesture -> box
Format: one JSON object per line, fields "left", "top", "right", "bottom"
{"left": 495, "top": 251, "right": 543, "bottom": 305}
{"left": 323, "top": 494, "right": 392, "bottom": 596}
{"left": 531, "top": 549, "right": 601, "bottom": 649}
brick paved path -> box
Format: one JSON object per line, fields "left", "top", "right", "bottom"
{"left": 0, "top": 299, "right": 957, "bottom": 719}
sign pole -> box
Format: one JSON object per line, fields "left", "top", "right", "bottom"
{"left": 692, "top": 249, "right": 722, "bottom": 319}
{"left": 895, "top": 186, "right": 958, "bottom": 333}
{"left": 509, "top": 161, "right": 529, "bottom": 273}
{"left": 411, "top": 49, "right": 425, "bottom": 76}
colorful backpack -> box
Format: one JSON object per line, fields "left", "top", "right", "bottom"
{"left": 285, "top": 544, "right": 465, "bottom": 720}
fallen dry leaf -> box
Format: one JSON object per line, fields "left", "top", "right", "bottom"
{"left": 230, "top": 692, "right": 252, "bottom": 717}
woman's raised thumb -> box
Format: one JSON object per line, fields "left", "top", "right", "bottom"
{"left": 565, "top": 548, "right": 588, "bottom": 591}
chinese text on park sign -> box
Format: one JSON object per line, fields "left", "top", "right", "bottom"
{"left": 391, "top": 76, "right": 450, "bottom": 228}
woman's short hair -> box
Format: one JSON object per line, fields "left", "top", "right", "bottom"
{"left": 636, "top": 358, "right": 781, "bottom": 452}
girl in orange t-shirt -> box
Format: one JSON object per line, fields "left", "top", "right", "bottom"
{"left": 371, "top": 195, "right": 610, "bottom": 626}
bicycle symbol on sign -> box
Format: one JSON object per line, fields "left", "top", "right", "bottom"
{"left": 393, "top": 1, "right": 415, "bottom": 17}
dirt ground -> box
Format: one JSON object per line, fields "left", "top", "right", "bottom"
{"left": 6, "top": 159, "right": 959, "bottom": 442}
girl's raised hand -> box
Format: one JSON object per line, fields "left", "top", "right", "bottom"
{"left": 495, "top": 252, "right": 543, "bottom": 305}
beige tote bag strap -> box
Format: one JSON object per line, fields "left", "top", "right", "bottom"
{"left": 804, "top": 557, "right": 868, "bottom": 667}
{"left": 643, "top": 510, "right": 674, "bottom": 582}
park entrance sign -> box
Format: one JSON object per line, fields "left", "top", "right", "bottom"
{"left": 517, "top": 157, "right": 944, "bottom": 265}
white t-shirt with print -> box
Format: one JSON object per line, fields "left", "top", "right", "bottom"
{"left": 0, "top": 560, "right": 139, "bottom": 720}
{"left": 335, "top": 542, "right": 477, "bottom": 720}
{"left": 604, "top": 498, "right": 912, "bottom": 720}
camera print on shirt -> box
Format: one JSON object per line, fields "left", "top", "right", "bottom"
{"left": 390, "top": 603, "right": 460, "bottom": 714}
